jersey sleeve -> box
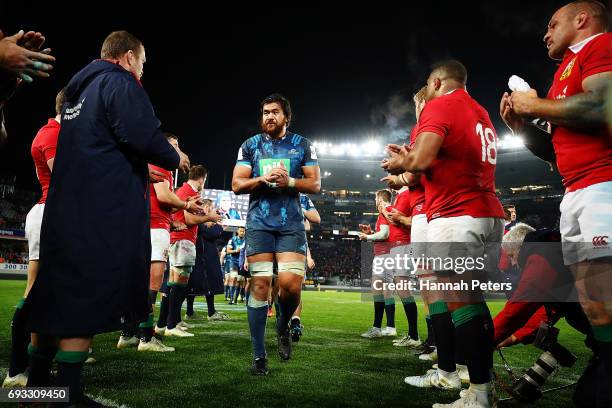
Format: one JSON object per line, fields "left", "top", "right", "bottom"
{"left": 394, "top": 192, "right": 412, "bottom": 216}
{"left": 301, "top": 138, "right": 319, "bottom": 167}
{"left": 236, "top": 139, "right": 253, "bottom": 167}
{"left": 581, "top": 34, "right": 612, "bottom": 79}
{"left": 148, "top": 164, "right": 172, "bottom": 184}
{"left": 41, "top": 130, "right": 59, "bottom": 162}
{"left": 417, "top": 98, "right": 454, "bottom": 139}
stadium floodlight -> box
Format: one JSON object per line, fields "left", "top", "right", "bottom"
{"left": 348, "top": 144, "right": 360, "bottom": 157}
{"left": 363, "top": 140, "right": 381, "bottom": 156}
{"left": 498, "top": 133, "right": 524, "bottom": 149}
{"left": 365, "top": 174, "right": 371, "bottom": 179}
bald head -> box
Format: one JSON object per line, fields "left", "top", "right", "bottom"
{"left": 545, "top": 1, "right": 608, "bottom": 59}
{"left": 565, "top": 1, "right": 608, "bottom": 30}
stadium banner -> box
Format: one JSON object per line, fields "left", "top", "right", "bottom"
{"left": 0, "top": 263, "right": 28, "bottom": 274}
{"left": 0, "top": 228, "right": 26, "bottom": 240}
{"left": 201, "top": 189, "right": 249, "bottom": 228}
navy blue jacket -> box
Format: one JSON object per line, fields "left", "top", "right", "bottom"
{"left": 189, "top": 223, "right": 225, "bottom": 296}
{"left": 27, "top": 60, "right": 179, "bottom": 336}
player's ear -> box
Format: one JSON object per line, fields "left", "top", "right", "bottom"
{"left": 434, "top": 78, "right": 442, "bottom": 91}
{"left": 574, "top": 11, "right": 587, "bottom": 30}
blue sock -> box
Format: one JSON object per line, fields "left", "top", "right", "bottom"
{"left": 247, "top": 303, "right": 268, "bottom": 360}
{"left": 229, "top": 286, "right": 236, "bottom": 301}
{"left": 245, "top": 290, "right": 250, "bottom": 304}
{"left": 225, "top": 286, "right": 230, "bottom": 298}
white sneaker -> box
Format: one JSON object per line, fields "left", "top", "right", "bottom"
{"left": 381, "top": 326, "right": 397, "bottom": 337}
{"left": 165, "top": 327, "right": 195, "bottom": 337}
{"left": 432, "top": 385, "right": 498, "bottom": 408}
{"left": 393, "top": 336, "right": 422, "bottom": 348}
{"left": 431, "top": 364, "right": 470, "bottom": 384}
{"left": 419, "top": 349, "right": 438, "bottom": 361}
{"left": 404, "top": 369, "right": 461, "bottom": 390}
{"left": 154, "top": 326, "right": 166, "bottom": 336}
{"left": 2, "top": 373, "right": 28, "bottom": 388}
{"left": 138, "top": 337, "right": 175, "bottom": 352}
{"left": 208, "top": 312, "right": 230, "bottom": 321}
{"left": 361, "top": 327, "right": 383, "bottom": 339}
{"left": 116, "top": 335, "right": 140, "bottom": 349}
{"left": 177, "top": 321, "right": 193, "bottom": 330}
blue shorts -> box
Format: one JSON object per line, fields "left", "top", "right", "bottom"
{"left": 245, "top": 229, "right": 307, "bottom": 257}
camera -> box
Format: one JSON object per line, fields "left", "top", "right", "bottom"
{"left": 509, "top": 322, "right": 577, "bottom": 403}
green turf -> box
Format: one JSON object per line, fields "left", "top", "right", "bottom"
{"left": 0, "top": 279, "right": 591, "bottom": 407}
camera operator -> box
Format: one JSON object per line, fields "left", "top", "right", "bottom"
{"left": 493, "top": 224, "right": 608, "bottom": 405}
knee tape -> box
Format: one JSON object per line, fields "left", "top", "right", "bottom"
{"left": 247, "top": 296, "right": 269, "bottom": 308}
{"left": 249, "top": 261, "right": 274, "bottom": 277}
{"left": 278, "top": 261, "right": 306, "bottom": 277}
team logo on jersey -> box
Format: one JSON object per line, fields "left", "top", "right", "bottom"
{"left": 288, "top": 149, "right": 299, "bottom": 155}
{"left": 559, "top": 57, "right": 576, "bottom": 81}
{"left": 237, "top": 147, "right": 243, "bottom": 161}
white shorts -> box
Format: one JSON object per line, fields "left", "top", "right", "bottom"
{"left": 25, "top": 203, "right": 44, "bottom": 261}
{"left": 389, "top": 244, "right": 414, "bottom": 277}
{"left": 560, "top": 181, "right": 612, "bottom": 265}
{"left": 372, "top": 254, "right": 394, "bottom": 284}
{"left": 151, "top": 228, "right": 170, "bottom": 262}
{"left": 427, "top": 215, "right": 504, "bottom": 273}
{"left": 169, "top": 240, "right": 196, "bottom": 267}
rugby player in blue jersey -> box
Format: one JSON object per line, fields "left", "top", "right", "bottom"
{"left": 232, "top": 94, "right": 321, "bottom": 375}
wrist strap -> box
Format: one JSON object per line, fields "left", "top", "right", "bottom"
{"left": 288, "top": 177, "right": 296, "bottom": 188}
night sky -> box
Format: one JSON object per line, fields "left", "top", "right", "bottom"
{"left": 1, "top": 1, "right": 572, "bottom": 192}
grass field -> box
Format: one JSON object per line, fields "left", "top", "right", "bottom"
{"left": 0, "top": 279, "right": 590, "bottom": 408}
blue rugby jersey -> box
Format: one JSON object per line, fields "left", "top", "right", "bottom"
{"left": 236, "top": 132, "right": 318, "bottom": 230}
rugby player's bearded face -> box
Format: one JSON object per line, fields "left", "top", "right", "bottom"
{"left": 544, "top": 7, "right": 579, "bottom": 60}
{"left": 261, "top": 102, "right": 287, "bottom": 137}
{"left": 127, "top": 45, "right": 146, "bottom": 79}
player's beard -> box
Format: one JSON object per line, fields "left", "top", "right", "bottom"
{"left": 261, "top": 118, "right": 286, "bottom": 139}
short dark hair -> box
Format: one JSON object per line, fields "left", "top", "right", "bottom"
{"left": 375, "top": 189, "right": 392, "bottom": 203}
{"left": 430, "top": 59, "right": 468, "bottom": 85}
{"left": 567, "top": 1, "right": 608, "bottom": 29}
{"left": 188, "top": 165, "right": 207, "bottom": 181}
{"left": 100, "top": 31, "right": 143, "bottom": 59}
{"left": 55, "top": 88, "right": 66, "bottom": 116}
{"left": 261, "top": 93, "right": 292, "bottom": 125}
{"left": 164, "top": 132, "right": 178, "bottom": 142}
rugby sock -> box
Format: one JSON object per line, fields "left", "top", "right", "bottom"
{"left": 205, "top": 294, "right": 216, "bottom": 317}
{"left": 245, "top": 289, "right": 250, "bottom": 305}
{"left": 233, "top": 286, "right": 240, "bottom": 304}
{"left": 373, "top": 294, "right": 385, "bottom": 329}
{"left": 229, "top": 286, "right": 236, "bottom": 302}
{"left": 277, "top": 291, "right": 301, "bottom": 332}
{"left": 384, "top": 297, "right": 396, "bottom": 328}
{"left": 26, "top": 344, "right": 56, "bottom": 387}
{"left": 225, "top": 285, "right": 230, "bottom": 299}
{"left": 186, "top": 295, "right": 195, "bottom": 317}
{"left": 240, "top": 287, "right": 246, "bottom": 300}
{"left": 401, "top": 296, "right": 419, "bottom": 340}
{"left": 274, "top": 299, "right": 281, "bottom": 318}
{"left": 452, "top": 303, "right": 493, "bottom": 384}
{"left": 9, "top": 298, "right": 29, "bottom": 376}
{"left": 55, "top": 350, "right": 88, "bottom": 402}
{"left": 138, "top": 313, "right": 155, "bottom": 342}
{"left": 157, "top": 294, "right": 169, "bottom": 328}
{"left": 149, "top": 289, "right": 158, "bottom": 306}
{"left": 425, "top": 315, "right": 435, "bottom": 346}
{"left": 430, "top": 301, "right": 456, "bottom": 373}
{"left": 167, "top": 284, "right": 187, "bottom": 330}
{"left": 592, "top": 324, "right": 612, "bottom": 375}
{"left": 247, "top": 297, "right": 268, "bottom": 359}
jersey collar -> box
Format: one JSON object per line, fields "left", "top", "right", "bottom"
{"left": 263, "top": 132, "right": 289, "bottom": 142}
{"left": 568, "top": 32, "right": 604, "bottom": 55}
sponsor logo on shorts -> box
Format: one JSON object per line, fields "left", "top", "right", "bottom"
{"left": 592, "top": 236, "right": 609, "bottom": 248}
